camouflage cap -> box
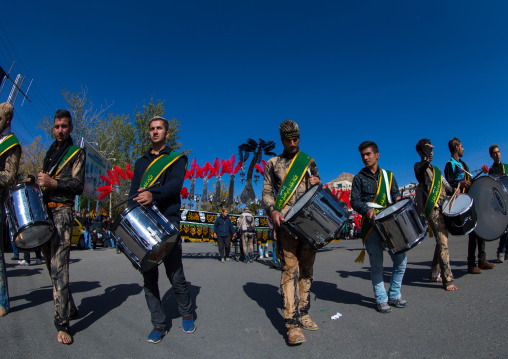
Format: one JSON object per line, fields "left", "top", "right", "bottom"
{"left": 279, "top": 120, "right": 300, "bottom": 140}
{"left": 0, "top": 102, "right": 14, "bottom": 122}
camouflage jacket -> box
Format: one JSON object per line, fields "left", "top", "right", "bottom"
{"left": 0, "top": 141, "right": 21, "bottom": 204}
{"left": 43, "top": 145, "right": 85, "bottom": 206}
{"left": 262, "top": 150, "right": 319, "bottom": 217}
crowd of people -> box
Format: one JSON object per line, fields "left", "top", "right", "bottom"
{"left": 0, "top": 105, "right": 506, "bottom": 348}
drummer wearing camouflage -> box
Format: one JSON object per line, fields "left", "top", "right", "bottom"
{"left": 444, "top": 137, "right": 495, "bottom": 274}
{"left": 262, "top": 120, "right": 321, "bottom": 345}
{"left": 38, "top": 109, "right": 85, "bottom": 344}
{"left": 350, "top": 141, "right": 407, "bottom": 314}
{"left": 414, "top": 139, "right": 457, "bottom": 291}
{"left": 128, "top": 116, "right": 195, "bottom": 344}
{"left": 0, "top": 103, "right": 21, "bottom": 318}
{"left": 488, "top": 145, "right": 508, "bottom": 263}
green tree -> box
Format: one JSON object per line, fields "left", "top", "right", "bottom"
{"left": 19, "top": 136, "right": 47, "bottom": 177}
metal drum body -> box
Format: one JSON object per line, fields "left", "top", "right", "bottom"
{"left": 112, "top": 203, "right": 180, "bottom": 272}
{"left": 5, "top": 182, "right": 54, "bottom": 249}
{"left": 468, "top": 175, "right": 508, "bottom": 241}
{"left": 283, "top": 185, "right": 349, "bottom": 250}
{"left": 374, "top": 198, "right": 428, "bottom": 255}
{"left": 441, "top": 194, "right": 477, "bottom": 236}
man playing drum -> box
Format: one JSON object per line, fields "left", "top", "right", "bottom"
{"left": 128, "top": 116, "right": 195, "bottom": 344}
{"left": 488, "top": 144, "right": 508, "bottom": 263}
{"left": 350, "top": 141, "right": 407, "bottom": 314}
{"left": 444, "top": 137, "right": 495, "bottom": 274}
{"left": 0, "top": 103, "right": 21, "bottom": 318}
{"left": 414, "top": 139, "right": 457, "bottom": 291}
{"left": 38, "top": 109, "right": 85, "bottom": 344}
{"left": 262, "top": 120, "right": 320, "bottom": 345}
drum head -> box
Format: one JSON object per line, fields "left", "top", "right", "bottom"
{"left": 442, "top": 194, "right": 472, "bottom": 216}
{"left": 375, "top": 199, "right": 410, "bottom": 220}
{"left": 284, "top": 185, "right": 320, "bottom": 222}
{"left": 469, "top": 176, "right": 508, "bottom": 240}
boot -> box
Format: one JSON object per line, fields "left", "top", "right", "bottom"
{"left": 287, "top": 327, "right": 306, "bottom": 345}
{"left": 300, "top": 315, "right": 319, "bottom": 331}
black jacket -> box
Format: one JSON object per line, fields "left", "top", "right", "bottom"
{"left": 128, "top": 146, "right": 186, "bottom": 225}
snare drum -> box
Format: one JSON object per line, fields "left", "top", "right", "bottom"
{"left": 441, "top": 194, "right": 477, "bottom": 236}
{"left": 5, "top": 182, "right": 54, "bottom": 249}
{"left": 374, "top": 198, "right": 428, "bottom": 255}
{"left": 468, "top": 175, "right": 508, "bottom": 241}
{"left": 283, "top": 185, "right": 349, "bottom": 250}
{"left": 112, "top": 203, "right": 180, "bottom": 272}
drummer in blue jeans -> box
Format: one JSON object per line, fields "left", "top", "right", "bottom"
{"left": 351, "top": 141, "right": 407, "bottom": 314}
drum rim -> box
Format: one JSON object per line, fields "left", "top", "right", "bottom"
{"left": 284, "top": 184, "right": 321, "bottom": 222}
{"left": 13, "top": 221, "right": 54, "bottom": 248}
{"left": 374, "top": 198, "right": 411, "bottom": 221}
{"left": 8, "top": 181, "right": 41, "bottom": 193}
{"left": 442, "top": 195, "right": 474, "bottom": 217}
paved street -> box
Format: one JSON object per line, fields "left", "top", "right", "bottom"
{"left": 1, "top": 234, "right": 507, "bottom": 359}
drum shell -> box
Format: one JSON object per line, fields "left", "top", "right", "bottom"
{"left": 441, "top": 194, "right": 477, "bottom": 236}
{"left": 468, "top": 175, "right": 508, "bottom": 241}
{"left": 283, "top": 185, "right": 348, "bottom": 250}
{"left": 374, "top": 198, "right": 428, "bottom": 255}
{"left": 5, "top": 182, "right": 54, "bottom": 249}
{"left": 112, "top": 203, "right": 180, "bottom": 272}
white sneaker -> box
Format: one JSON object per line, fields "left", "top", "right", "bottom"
{"left": 264, "top": 253, "right": 269, "bottom": 258}
{"left": 18, "top": 260, "right": 29, "bottom": 266}
{"left": 498, "top": 252, "right": 505, "bottom": 263}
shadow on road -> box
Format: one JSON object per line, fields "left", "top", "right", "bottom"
{"left": 72, "top": 283, "right": 143, "bottom": 334}
{"left": 161, "top": 281, "right": 201, "bottom": 331}
{"left": 312, "top": 280, "right": 374, "bottom": 309}
{"left": 243, "top": 282, "right": 286, "bottom": 338}
{"left": 9, "top": 280, "right": 102, "bottom": 313}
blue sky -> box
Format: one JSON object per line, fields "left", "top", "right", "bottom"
{"left": 1, "top": 1, "right": 507, "bottom": 199}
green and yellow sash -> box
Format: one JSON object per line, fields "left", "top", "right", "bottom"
{"left": 423, "top": 165, "right": 442, "bottom": 220}
{"left": 502, "top": 164, "right": 508, "bottom": 175}
{"left": 49, "top": 146, "right": 82, "bottom": 177}
{"left": 0, "top": 134, "right": 20, "bottom": 157}
{"left": 355, "top": 169, "right": 392, "bottom": 263}
{"left": 140, "top": 152, "right": 187, "bottom": 188}
{"left": 275, "top": 151, "right": 313, "bottom": 212}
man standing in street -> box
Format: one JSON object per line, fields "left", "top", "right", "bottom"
{"left": 128, "top": 116, "right": 195, "bottom": 344}
{"left": 38, "top": 109, "right": 85, "bottom": 344}
{"left": 0, "top": 103, "right": 21, "bottom": 318}
{"left": 212, "top": 208, "right": 236, "bottom": 262}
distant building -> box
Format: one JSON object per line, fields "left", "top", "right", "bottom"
{"left": 327, "top": 172, "right": 354, "bottom": 190}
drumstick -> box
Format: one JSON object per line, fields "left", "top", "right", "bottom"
{"left": 111, "top": 183, "right": 160, "bottom": 210}
{"left": 443, "top": 185, "right": 460, "bottom": 213}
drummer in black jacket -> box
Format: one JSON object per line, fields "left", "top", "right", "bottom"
{"left": 488, "top": 144, "right": 508, "bottom": 263}
{"left": 128, "top": 116, "right": 195, "bottom": 344}
{"left": 414, "top": 139, "right": 457, "bottom": 291}
{"left": 444, "top": 137, "right": 495, "bottom": 274}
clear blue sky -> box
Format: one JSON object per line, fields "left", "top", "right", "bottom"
{"left": 1, "top": 1, "right": 507, "bottom": 198}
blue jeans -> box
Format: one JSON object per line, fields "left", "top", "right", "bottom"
{"left": 0, "top": 248, "right": 9, "bottom": 311}
{"left": 107, "top": 231, "right": 114, "bottom": 248}
{"left": 10, "top": 239, "right": 18, "bottom": 258}
{"left": 271, "top": 232, "right": 278, "bottom": 262}
{"left": 258, "top": 244, "right": 267, "bottom": 257}
{"left": 83, "top": 231, "right": 91, "bottom": 249}
{"left": 497, "top": 233, "right": 508, "bottom": 254}
{"left": 365, "top": 231, "right": 407, "bottom": 304}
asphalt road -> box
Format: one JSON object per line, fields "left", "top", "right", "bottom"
{"left": 1, "top": 234, "right": 507, "bottom": 359}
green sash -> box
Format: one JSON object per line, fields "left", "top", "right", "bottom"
{"left": 503, "top": 164, "right": 508, "bottom": 175}
{"left": 0, "top": 134, "right": 20, "bottom": 157}
{"left": 275, "top": 151, "right": 313, "bottom": 212}
{"left": 50, "top": 146, "right": 82, "bottom": 177}
{"left": 140, "top": 152, "right": 187, "bottom": 188}
{"left": 423, "top": 165, "right": 442, "bottom": 220}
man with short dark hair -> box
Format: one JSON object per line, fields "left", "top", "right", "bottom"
{"left": 488, "top": 144, "right": 508, "bottom": 263}
{"left": 262, "top": 120, "right": 321, "bottom": 345}
{"left": 444, "top": 137, "right": 495, "bottom": 274}
{"left": 0, "top": 102, "right": 21, "bottom": 318}
{"left": 38, "top": 109, "right": 85, "bottom": 344}
{"left": 414, "top": 139, "right": 457, "bottom": 291}
{"left": 128, "top": 116, "right": 195, "bottom": 344}
{"left": 351, "top": 141, "right": 407, "bottom": 313}
{"left": 212, "top": 207, "right": 235, "bottom": 262}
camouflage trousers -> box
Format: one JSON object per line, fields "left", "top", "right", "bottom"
{"left": 41, "top": 206, "right": 78, "bottom": 331}
{"left": 428, "top": 210, "right": 454, "bottom": 286}
{"left": 241, "top": 232, "right": 256, "bottom": 257}
{"left": 0, "top": 247, "right": 9, "bottom": 311}
{"left": 278, "top": 228, "right": 316, "bottom": 328}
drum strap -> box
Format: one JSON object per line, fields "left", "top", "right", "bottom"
{"left": 355, "top": 169, "right": 392, "bottom": 263}
{"left": 0, "top": 134, "right": 20, "bottom": 157}
{"left": 274, "top": 151, "right": 313, "bottom": 212}
{"left": 423, "top": 165, "right": 443, "bottom": 220}
{"left": 140, "top": 152, "right": 188, "bottom": 188}
{"left": 49, "top": 146, "right": 82, "bottom": 177}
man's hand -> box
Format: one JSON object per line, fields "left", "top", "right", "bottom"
{"left": 366, "top": 208, "right": 376, "bottom": 221}
{"left": 309, "top": 175, "right": 320, "bottom": 186}
{"left": 213, "top": 233, "right": 217, "bottom": 239}
{"left": 270, "top": 210, "right": 285, "bottom": 227}
{"left": 459, "top": 180, "right": 471, "bottom": 189}
{"left": 38, "top": 172, "right": 57, "bottom": 190}
{"left": 134, "top": 189, "right": 153, "bottom": 205}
